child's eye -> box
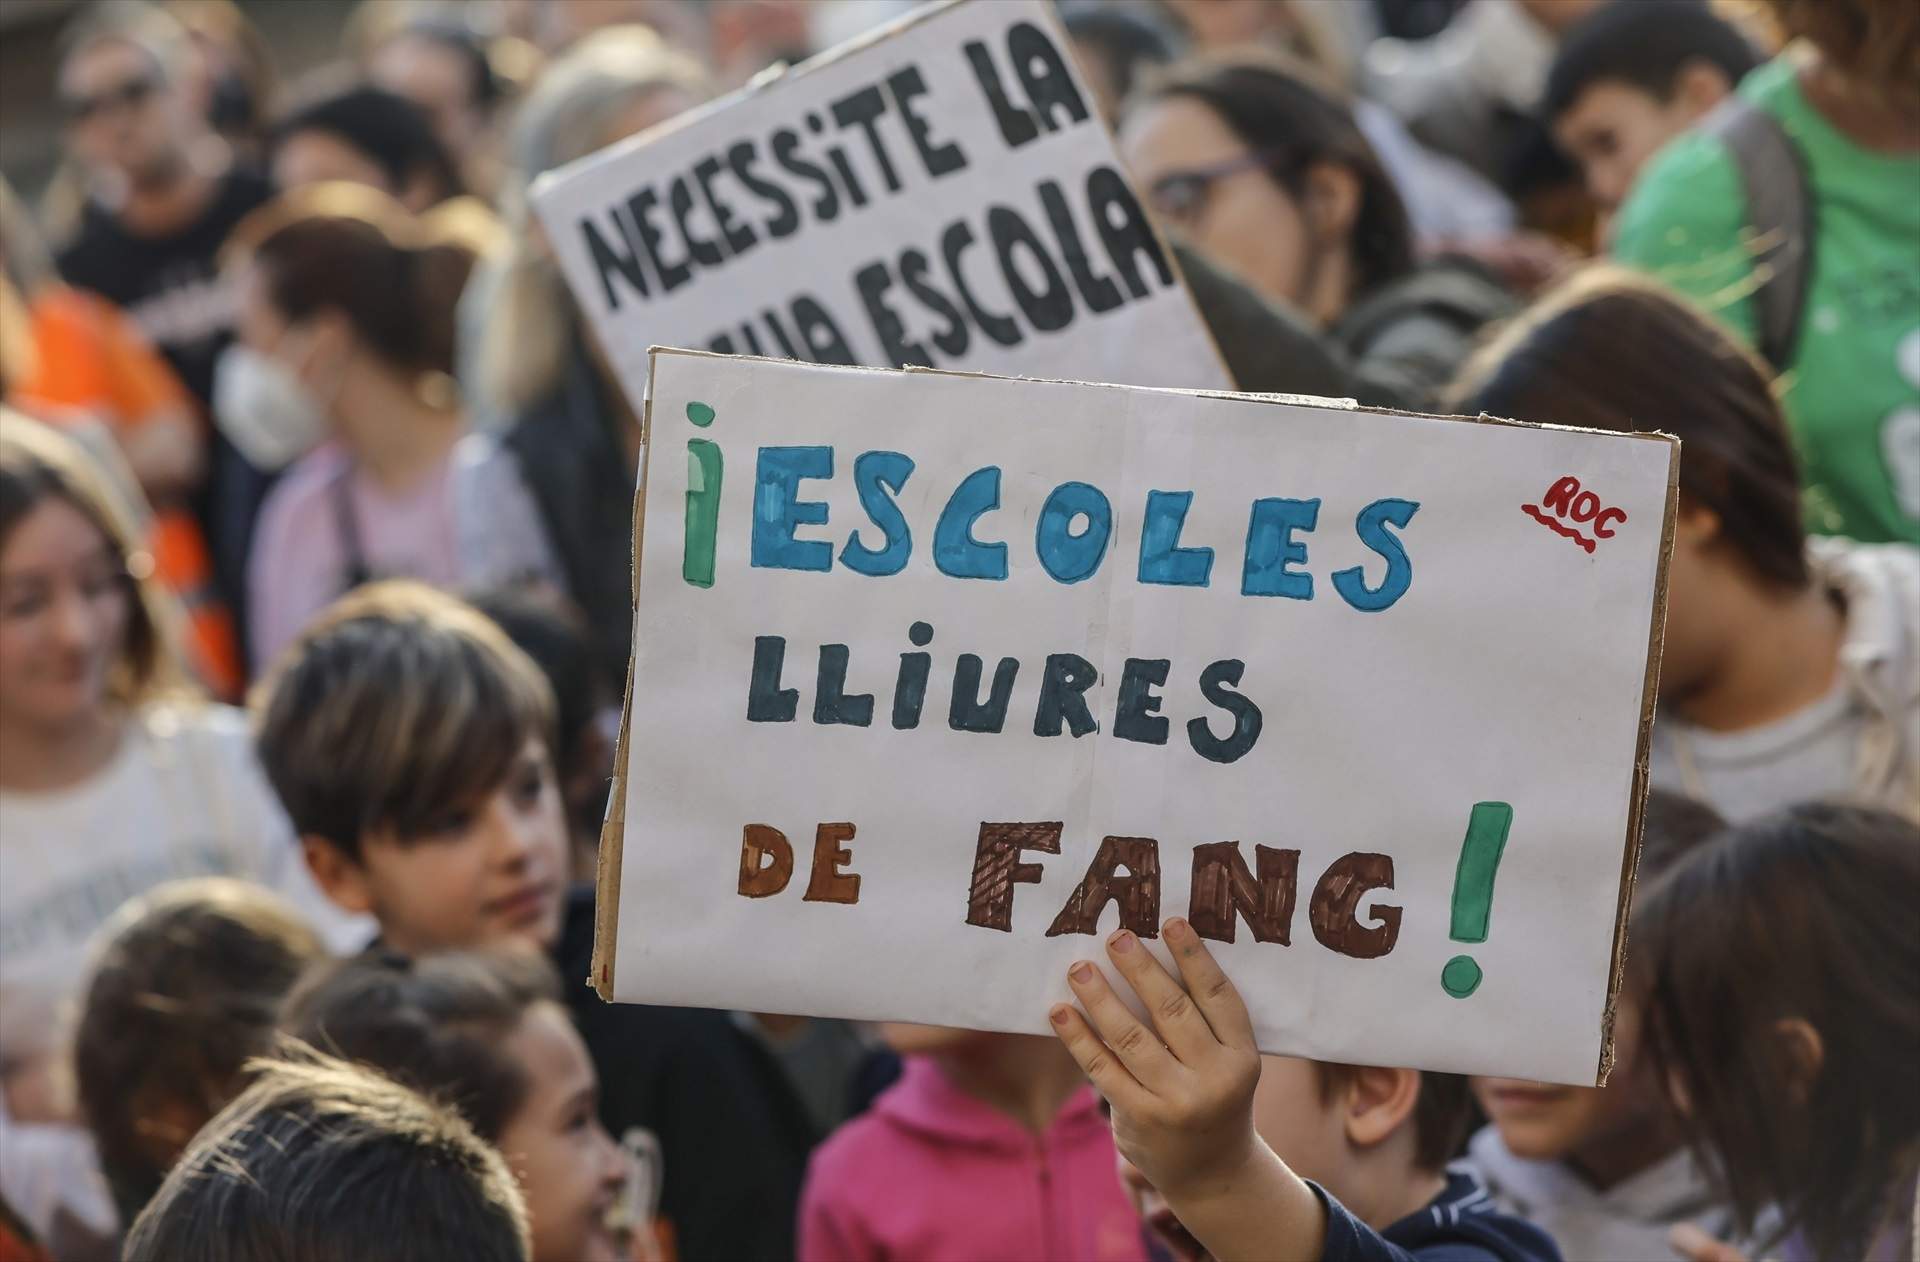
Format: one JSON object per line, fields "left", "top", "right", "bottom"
{"left": 421, "top": 810, "right": 476, "bottom": 838}
{"left": 512, "top": 769, "right": 546, "bottom": 807}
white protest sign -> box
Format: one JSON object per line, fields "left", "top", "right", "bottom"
{"left": 595, "top": 349, "right": 1677, "bottom": 1086}
{"left": 529, "top": 0, "right": 1231, "bottom": 409}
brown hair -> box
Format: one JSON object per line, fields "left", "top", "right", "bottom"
{"left": 226, "top": 182, "right": 479, "bottom": 380}
{"left": 1313, "top": 1064, "right": 1473, "bottom": 1172}
{"left": 1451, "top": 266, "right": 1808, "bottom": 589}
{"left": 123, "top": 1046, "right": 530, "bottom": 1262}
{"left": 1638, "top": 802, "right": 1920, "bottom": 1261}
{"left": 1757, "top": 0, "right": 1920, "bottom": 107}
{"left": 0, "top": 410, "right": 187, "bottom": 708}
{"left": 281, "top": 949, "right": 561, "bottom": 1143}
{"left": 74, "top": 878, "right": 324, "bottom": 1225}
{"left": 250, "top": 580, "right": 553, "bottom": 858}
{"left": 1132, "top": 52, "right": 1416, "bottom": 299}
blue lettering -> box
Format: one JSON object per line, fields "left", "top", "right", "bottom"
{"left": 1333, "top": 498, "right": 1419, "bottom": 611}
{"left": 751, "top": 446, "right": 833, "bottom": 571}
{"left": 1138, "top": 489, "right": 1213, "bottom": 586}
{"left": 933, "top": 466, "right": 1008, "bottom": 580}
{"left": 839, "top": 450, "right": 915, "bottom": 576}
{"left": 1241, "top": 497, "right": 1321, "bottom": 599}
{"left": 1034, "top": 480, "right": 1111, "bottom": 584}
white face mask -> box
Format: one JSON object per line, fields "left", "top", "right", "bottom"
{"left": 212, "top": 344, "right": 329, "bottom": 471}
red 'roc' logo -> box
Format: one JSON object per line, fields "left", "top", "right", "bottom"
{"left": 1522, "top": 476, "right": 1626, "bottom": 553}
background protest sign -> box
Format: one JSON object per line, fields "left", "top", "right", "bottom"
{"left": 529, "top": 0, "right": 1232, "bottom": 411}
{"left": 597, "top": 348, "right": 1678, "bottom": 1086}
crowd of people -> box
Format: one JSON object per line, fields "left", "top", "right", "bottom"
{"left": 0, "top": 0, "right": 1914, "bottom": 1259}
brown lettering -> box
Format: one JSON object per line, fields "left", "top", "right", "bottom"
{"left": 1046, "top": 835, "right": 1161, "bottom": 938}
{"left": 966, "top": 822, "right": 1062, "bottom": 931}
{"left": 803, "top": 822, "right": 862, "bottom": 904}
{"left": 1308, "top": 852, "right": 1401, "bottom": 958}
{"left": 738, "top": 824, "right": 794, "bottom": 897}
{"left": 1188, "top": 842, "right": 1299, "bottom": 944}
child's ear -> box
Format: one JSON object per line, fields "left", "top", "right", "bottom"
{"left": 300, "top": 835, "right": 376, "bottom": 917}
{"left": 1340, "top": 1065, "right": 1423, "bottom": 1151}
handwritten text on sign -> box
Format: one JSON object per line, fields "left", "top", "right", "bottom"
{"left": 530, "top": 0, "right": 1230, "bottom": 408}
{"left": 606, "top": 350, "right": 1676, "bottom": 1085}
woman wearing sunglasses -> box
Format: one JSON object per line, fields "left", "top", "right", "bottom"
{"left": 1122, "top": 53, "right": 1514, "bottom": 412}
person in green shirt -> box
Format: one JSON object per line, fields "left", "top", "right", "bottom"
{"left": 1610, "top": 0, "right": 1920, "bottom": 545}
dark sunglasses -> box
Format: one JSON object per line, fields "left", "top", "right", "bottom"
{"left": 1147, "top": 149, "right": 1291, "bottom": 223}
{"left": 62, "top": 74, "right": 158, "bottom": 123}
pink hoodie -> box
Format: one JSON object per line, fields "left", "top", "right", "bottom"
{"left": 797, "top": 1055, "right": 1151, "bottom": 1262}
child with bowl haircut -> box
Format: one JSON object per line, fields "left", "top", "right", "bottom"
{"left": 252, "top": 581, "right": 815, "bottom": 1260}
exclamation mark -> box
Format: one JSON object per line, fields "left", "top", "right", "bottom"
{"left": 684, "top": 401, "right": 721, "bottom": 588}
{"left": 1441, "top": 802, "right": 1513, "bottom": 998}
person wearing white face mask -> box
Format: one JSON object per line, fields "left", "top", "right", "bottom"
{"left": 220, "top": 182, "right": 561, "bottom": 673}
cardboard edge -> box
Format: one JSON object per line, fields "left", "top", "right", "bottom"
{"left": 588, "top": 357, "right": 658, "bottom": 1001}
{"left": 1590, "top": 432, "right": 1682, "bottom": 1085}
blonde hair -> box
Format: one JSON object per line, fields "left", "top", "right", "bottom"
{"left": 475, "top": 25, "right": 710, "bottom": 415}
{"left": 0, "top": 409, "right": 192, "bottom": 709}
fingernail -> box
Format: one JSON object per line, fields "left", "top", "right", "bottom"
{"left": 1110, "top": 930, "right": 1136, "bottom": 953}
{"left": 1070, "top": 962, "right": 1093, "bottom": 984}
{"left": 1049, "top": 1005, "right": 1072, "bottom": 1026}
{"left": 1164, "top": 917, "right": 1191, "bottom": 943}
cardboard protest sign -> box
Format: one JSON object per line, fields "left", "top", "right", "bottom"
{"left": 529, "top": 0, "right": 1231, "bottom": 409}
{"left": 594, "top": 349, "right": 1678, "bottom": 1086}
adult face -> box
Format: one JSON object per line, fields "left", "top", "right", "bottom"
{"left": 1122, "top": 94, "right": 1313, "bottom": 311}
{"left": 0, "top": 497, "right": 131, "bottom": 733}
{"left": 60, "top": 38, "right": 191, "bottom": 191}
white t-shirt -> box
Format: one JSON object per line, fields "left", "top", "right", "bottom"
{"left": 0, "top": 703, "right": 368, "bottom": 1070}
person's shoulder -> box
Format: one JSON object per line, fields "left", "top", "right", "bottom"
{"left": 1392, "top": 1173, "right": 1564, "bottom": 1262}
{"left": 804, "top": 1095, "right": 910, "bottom": 1189}
{"left": 1611, "top": 127, "right": 1747, "bottom": 267}
{"left": 255, "top": 445, "right": 348, "bottom": 527}
{"left": 213, "top": 166, "right": 275, "bottom": 222}
{"left": 132, "top": 703, "right": 273, "bottom": 797}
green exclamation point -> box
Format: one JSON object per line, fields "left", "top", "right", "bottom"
{"left": 1442, "top": 802, "right": 1514, "bottom": 998}
{"left": 684, "top": 401, "right": 720, "bottom": 588}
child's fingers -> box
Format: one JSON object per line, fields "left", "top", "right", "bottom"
{"left": 1103, "top": 929, "right": 1222, "bottom": 1068}
{"left": 1161, "top": 917, "right": 1258, "bottom": 1053}
{"left": 1049, "top": 1002, "right": 1150, "bottom": 1114}
{"left": 1065, "top": 959, "right": 1181, "bottom": 1087}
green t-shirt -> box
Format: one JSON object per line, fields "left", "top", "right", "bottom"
{"left": 1612, "top": 56, "right": 1920, "bottom": 544}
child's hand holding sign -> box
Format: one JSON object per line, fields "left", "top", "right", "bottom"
{"left": 1050, "top": 920, "right": 1327, "bottom": 1262}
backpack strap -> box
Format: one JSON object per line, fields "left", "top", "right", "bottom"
{"left": 1701, "top": 95, "right": 1815, "bottom": 371}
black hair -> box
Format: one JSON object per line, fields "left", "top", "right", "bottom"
{"left": 1136, "top": 54, "right": 1416, "bottom": 298}
{"left": 1638, "top": 803, "right": 1920, "bottom": 1262}
{"left": 1061, "top": 3, "right": 1176, "bottom": 106}
{"left": 1543, "top": 0, "right": 1761, "bottom": 120}
{"left": 124, "top": 1049, "right": 529, "bottom": 1262}
{"left": 271, "top": 84, "right": 464, "bottom": 203}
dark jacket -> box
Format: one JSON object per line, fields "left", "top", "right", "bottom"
{"left": 1175, "top": 243, "right": 1513, "bottom": 413}
{"left": 1315, "top": 1170, "right": 1564, "bottom": 1262}
{"left": 555, "top": 887, "right": 816, "bottom": 1262}
{"left": 502, "top": 342, "right": 639, "bottom": 694}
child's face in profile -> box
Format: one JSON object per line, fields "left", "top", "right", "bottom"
{"left": 497, "top": 1000, "right": 633, "bottom": 1262}
{"left": 1472, "top": 995, "right": 1676, "bottom": 1176}
{"left": 341, "top": 738, "right": 569, "bottom": 955}
{"left": 1118, "top": 1055, "right": 1349, "bottom": 1262}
